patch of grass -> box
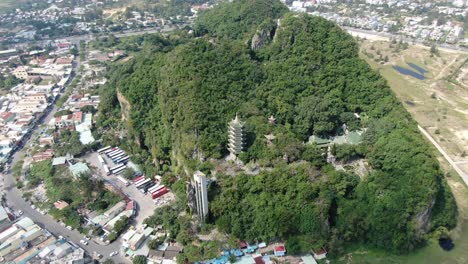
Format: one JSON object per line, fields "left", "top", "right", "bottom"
{"left": 446, "top": 82, "right": 455, "bottom": 90}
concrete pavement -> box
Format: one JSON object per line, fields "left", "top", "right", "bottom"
{"left": 83, "top": 152, "right": 159, "bottom": 226}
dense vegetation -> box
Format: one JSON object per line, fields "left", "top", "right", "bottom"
{"left": 25, "top": 161, "right": 121, "bottom": 230}
{"left": 0, "top": 74, "right": 22, "bottom": 90}
{"left": 98, "top": 0, "right": 457, "bottom": 256}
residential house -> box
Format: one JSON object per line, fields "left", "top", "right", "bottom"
{"left": 274, "top": 245, "right": 286, "bottom": 257}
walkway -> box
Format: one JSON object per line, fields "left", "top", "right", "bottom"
{"left": 418, "top": 125, "right": 468, "bottom": 186}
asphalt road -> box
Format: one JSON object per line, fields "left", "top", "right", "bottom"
{"left": 19, "top": 26, "right": 180, "bottom": 48}
{"left": 0, "top": 56, "right": 129, "bottom": 263}
{"left": 343, "top": 26, "right": 468, "bottom": 54}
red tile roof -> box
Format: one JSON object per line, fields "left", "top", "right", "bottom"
{"left": 313, "top": 247, "right": 327, "bottom": 255}
{"left": 274, "top": 245, "right": 286, "bottom": 252}
{"left": 254, "top": 256, "right": 265, "bottom": 264}
{"left": 0, "top": 112, "right": 14, "bottom": 121}
{"left": 239, "top": 241, "right": 248, "bottom": 249}
{"left": 126, "top": 201, "right": 134, "bottom": 210}
{"left": 55, "top": 57, "right": 73, "bottom": 64}
{"left": 72, "top": 111, "right": 83, "bottom": 122}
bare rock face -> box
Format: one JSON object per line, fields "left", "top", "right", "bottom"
{"left": 186, "top": 181, "right": 197, "bottom": 214}
{"left": 251, "top": 28, "right": 271, "bottom": 50}
{"left": 251, "top": 19, "right": 279, "bottom": 51}
{"left": 273, "top": 18, "right": 281, "bottom": 42}
{"left": 117, "top": 90, "right": 131, "bottom": 121}
{"left": 416, "top": 198, "right": 436, "bottom": 234}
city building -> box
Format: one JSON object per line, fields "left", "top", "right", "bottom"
{"left": 227, "top": 114, "right": 245, "bottom": 156}
{"left": 0, "top": 49, "right": 17, "bottom": 59}
{"left": 103, "top": 201, "right": 126, "bottom": 219}
{"left": 0, "top": 217, "right": 43, "bottom": 257}
{"left": 193, "top": 171, "right": 209, "bottom": 222}
{"left": 69, "top": 162, "right": 90, "bottom": 178}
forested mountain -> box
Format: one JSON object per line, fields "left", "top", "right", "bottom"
{"left": 98, "top": 0, "right": 457, "bottom": 256}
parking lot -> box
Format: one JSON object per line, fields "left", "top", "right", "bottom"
{"left": 82, "top": 151, "right": 174, "bottom": 226}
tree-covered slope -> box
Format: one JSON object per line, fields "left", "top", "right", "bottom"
{"left": 99, "top": 0, "right": 457, "bottom": 255}
{"left": 194, "top": 0, "right": 288, "bottom": 39}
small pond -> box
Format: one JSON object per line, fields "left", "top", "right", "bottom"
{"left": 439, "top": 238, "right": 455, "bottom": 251}
{"left": 393, "top": 65, "right": 425, "bottom": 80}
{"left": 407, "top": 62, "right": 428, "bottom": 74}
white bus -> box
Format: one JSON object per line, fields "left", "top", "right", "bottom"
{"left": 97, "top": 155, "right": 105, "bottom": 164}
{"left": 115, "top": 155, "right": 129, "bottom": 163}
{"left": 111, "top": 153, "right": 126, "bottom": 161}
{"left": 110, "top": 164, "right": 125, "bottom": 173}
{"left": 135, "top": 178, "right": 151, "bottom": 188}
{"left": 97, "top": 146, "right": 111, "bottom": 153}
{"left": 117, "top": 176, "right": 130, "bottom": 186}
{"left": 133, "top": 177, "right": 146, "bottom": 186}
{"left": 113, "top": 166, "right": 127, "bottom": 175}
{"left": 104, "top": 147, "right": 117, "bottom": 154}
{"left": 103, "top": 164, "right": 110, "bottom": 175}
{"left": 107, "top": 149, "right": 122, "bottom": 157}
{"left": 147, "top": 184, "right": 162, "bottom": 194}
{"left": 108, "top": 150, "right": 124, "bottom": 159}
{"left": 116, "top": 156, "right": 129, "bottom": 164}
{"left": 106, "top": 148, "right": 121, "bottom": 156}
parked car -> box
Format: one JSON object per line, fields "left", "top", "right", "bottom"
{"left": 80, "top": 239, "right": 88, "bottom": 245}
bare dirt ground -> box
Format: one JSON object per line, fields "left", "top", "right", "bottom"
{"left": 103, "top": 7, "right": 126, "bottom": 19}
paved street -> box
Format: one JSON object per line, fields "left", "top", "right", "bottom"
{"left": 20, "top": 25, "right": 181, "bottom": 48}
{"left": 344, "top": 27, "right": 468, "bottom": 54}
{"left": 0, "top": 55, "right": 129, "bottom": 263}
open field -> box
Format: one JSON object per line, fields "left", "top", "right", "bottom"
{"left": 336, "top": 38, "right": 468, "bottom": 263}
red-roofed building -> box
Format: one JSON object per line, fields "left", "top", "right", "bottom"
{"left": 72, "top": 111, "right": 83, "bottom": 123}
{"left": 274, "top": 245, "right": 286, "bottom": 257}
{"left": 56, "top": 42, "right": 72, "bottom": 49}
{"left": 71, "top": 94, "right": 83, "bottom": 101}
{"left": 126, "top": 200, "right": 134, "bottom": 211}
{"left": 239, "top": 241, "right": 248, "bottom": 249}
{"left": 312, "top": 248, "right": 327, "bottom": 260}
{"left": 254, "top": 256, "right": 265, "bottom": 264}
{"left": 55, "top": 57, "right": 73, "bottom": 65}
{"left": 0, "top": 112, "right": 15, "bottom": 124}
{"left": 48, "top": 115, "right": 75, "bottom": 130}
{"left": 39, "top": 136, "right": 54, "bottom": 146}
{"left": 54, "top": 200, "right": 69, "bottom": 210}
{"left": 32, "top": 148, "right": 54, "bottom": 162}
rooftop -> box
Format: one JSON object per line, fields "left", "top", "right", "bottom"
{"left": 69, "top": 162, "right": 90, "bottom": 177}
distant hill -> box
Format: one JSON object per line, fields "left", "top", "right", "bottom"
{"left": 99, "top": 0, "right": 457, "bottom": 256}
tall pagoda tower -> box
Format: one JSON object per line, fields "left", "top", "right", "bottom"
{"left": 228, "top": 114, "right": 246, "bottom": 156}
